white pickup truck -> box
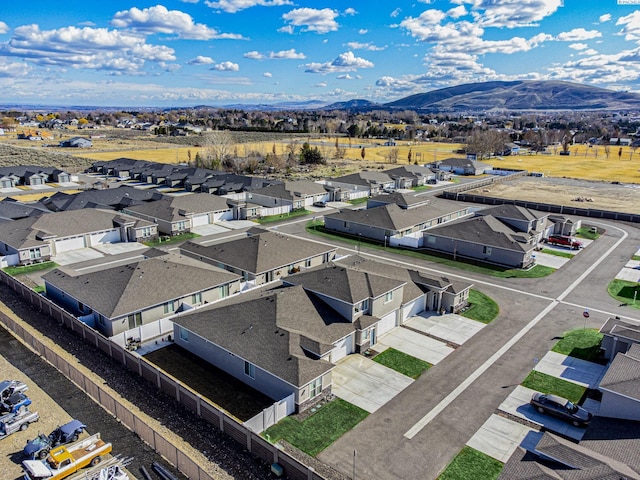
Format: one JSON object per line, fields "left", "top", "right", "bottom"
{"left": 0, "top": 408, "right": 39, "bottom": 440}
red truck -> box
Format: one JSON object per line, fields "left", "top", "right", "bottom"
{"left": 546, "top": 234, "right": 583, "bottom": 250}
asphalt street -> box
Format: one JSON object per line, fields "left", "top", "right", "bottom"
{"left": 272, "top": 216, "right": 640, "bottom": 480}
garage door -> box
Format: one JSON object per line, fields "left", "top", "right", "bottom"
{"left": 402, "top": 297, "right": 426, "bottom": 322}
{"left": 89, "top": 230, "right": 121, "bottom": 246}
{"left": 331, "top": 335, "right": 354, "bottom": 363}
{"left": 191, "top": 214, "right": 210, "bottom": 227}
{"left": 55, "top": 236, "right": 86, "bottom": 253}
{"left": 378, "top": 311, "right": 397, "bottom": 336}
{"left": 214, "top": 210, "right": 233, "bottom": 222}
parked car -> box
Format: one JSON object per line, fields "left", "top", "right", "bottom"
{"left": 530, "top": 392, "right": 592, "bottom": 427}
{"left": 0, "top": 409, "right": 39, "bottom": 440}
{"left": 313, "top": 201, "right": 327, "bottom": 208}
{"left": 24, "top": 419, "right": 86, "bottom": 459}
{"left": 546, "top": 234, "right": 583, "bottom": 250}
{"left": 0, "top": 380, "right": 28, "bottom": 402}
{"left": 0, "top": 392, "right": 31, "bottom": 415}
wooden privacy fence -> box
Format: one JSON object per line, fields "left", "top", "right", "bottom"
{"left": 0, "top": 272, "right": 327, "bottom": 480}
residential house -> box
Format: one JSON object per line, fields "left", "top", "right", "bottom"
{"left": 0, "top": 209, "right": 157, "bottom": 267}
{"left": 367, "top": 192, "right": 433, "bottom": 210}
{"left": 122, "top": 193, "right": 233, "bottom": 235}
{"left": 247, "top": 180, "right": 328, "bottom": 211}
{"left": 43, "top": 254, "right": 241, "bottom": 338}
{"left": 181, "top": 229, "right": 337, "bottom": 286}
{"left": 423, "top": 214, "right": 537, "bottom": 268}
{"left": 323, "top": 200, "right": 471, "bottom": 244}
{"left": 475, "top": 204, "right": 549, "bottom": 242}
{"left": 430, "top": 157, "right": 492, "bottom": 175}
{"left": 0, "top": 199, "right": 50, "bottom": 222}
{"left": 59, "top": 137, "right": 92, "bottom": 148}
{"left": 598, "top": 343, "right": 640, "bottom": 421}
{"left": 383, "top": 165, "right": 436, "bottom": 188}
{"left": 599, "top": 316, "right": 640, "bottom": 361}
{"left": 0, "top": 166, "right": 71, "bottom": 187}
{"left": 42, "top": 185, "right": 164, "bottom": 212}
{"left": 322, "top": 171, "right": 395, "bottom": 201}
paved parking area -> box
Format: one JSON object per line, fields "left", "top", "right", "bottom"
{"left": 92, "top": 242, "right": 149, "bottom": 255}
{"left": 467, "top": 414, "right": 542, "bottom": 462}
{"left": 533, "top": 251, "right": 570, "bottom": 269}
{"left": 54, "top": 247, "right": 105, "bottom": 265}
{"left": 405, "top": 313, "right": 485, "bottom": 345}
{"left": 497, "top": 385, "right": 593, "bottom": 441}
{"left": 533, "top": 351, "right": 607, "bottom": 388}
{"left": 376, "top": 327, "right": 454, "bottom": 365}
{"left": 331, "top": 354, "right": 413, "bottom": 413}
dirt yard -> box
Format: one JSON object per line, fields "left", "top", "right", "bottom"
{"left": 468, "top": 176, "right": 640, "bottom": 214}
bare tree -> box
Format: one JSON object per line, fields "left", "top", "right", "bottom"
{"left": 465, "top": 130, "right": 508, "bottom": 160}
{"left": 385, "top": 147, "right": 399, "bottom": 164}
{"left": 203, "top": 130, "right": 234, "bottom": 170}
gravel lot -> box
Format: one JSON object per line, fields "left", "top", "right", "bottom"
{"left": 470, "top": 176, "right": 640, "bottom": 214}
{"left": 0, "top": 283, "right": 277, "bottom": 480}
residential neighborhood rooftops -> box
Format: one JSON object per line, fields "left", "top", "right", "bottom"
{"left": 368, "top": 192, "right": 432, "bottom": 209}
{"left": 476, "top": 203, "right": 547, "bottom": 222}
{"left": 600, "top": 317, "right": 640, "bottom": 342}
{"left": 329, "top": 171, "right": 393, "bottom": 186}
{"left": 599, "top": 343, "right": 640, "bottom": 401}
{"left": 250, "top": 180, "right": 327, "bottom": 200}
{"left": 124, "top": 193, "right": 231, "bottom": 220}
{"left": 43, "top": 255, "right": 241, "bottom": 318}
{"left": 173, "top": 284, "right": 353, "bottom": 387}
{"left": 181, "top": 231, "right": 336, "bottom": 275}
{"left": 42, "top": 186, "right": 163, "bottom": 212}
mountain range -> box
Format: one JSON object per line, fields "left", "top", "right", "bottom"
{"left": 322, "top": 80, "right": 640, "bottom": 113}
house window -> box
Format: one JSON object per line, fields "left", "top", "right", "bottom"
{"left": 30, "top": 248, "right": 42, "bottom": 259}
{"left": 426, "top": 235, "right": 436, "bottom": 245}
{"left": 192, "top": 292, "right": 202, "bottom": 304}
{"left": 384, "top": 291, "right": 393, "bottom": 304}
{"left": 140, "top": 227, "right": 153, "bottom": 237}
{"left": 179, "top": 327, "right": 189, "bottom": 342}
{"left": 358, "top": 298, "right": 369, "bottom": 313}
{"left": 344, "top": 222, "right": 350, "bottom": 228}
{"left": 309, "top": 377, "right": 322, "bottom": 398}
{"left": 244, "top": 361, "right": 255, "bottom": 379}
{"left": 219, "top": 284, "right": 229, "bottom": 299}
{"left": 175, "top": 221, "right": 187, "bottom": 232}
{"left": 98, "top": 315, "right": 106, "bottom": 327}
{"left": 483, "top": 246, "right": 492, "bottom": 256}
{"left": 164, "top": 300, "right": 175, "bottom": 314}
{"left": 128, "top": 312, "right": 142, "bottom": 329}
{"left": 305, "top": 258, "right": 312, "bottom": 268}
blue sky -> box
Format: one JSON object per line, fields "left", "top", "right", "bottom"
{"left": 1, "top": 0, "right": 640, "bottom": 107}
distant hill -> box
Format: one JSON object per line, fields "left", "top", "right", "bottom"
{"left": 383, "top": 80, "right": 640, "bottom": 112}
{"left": 322, "top": 99, "right": 382, "bottom": 111}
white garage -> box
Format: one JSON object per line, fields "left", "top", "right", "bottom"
{"left": 89, "top": 229, "right": 121, "bottom": 246}
{"left": 54, "top": 235, "right": 86, "bottom": 253}
{"left": 377, "top": 311, "right": 398, "bottom": 336}
{"left": 331, "top": 334, "right": 354, "bottom": 363}
{"left": 402, "top": 296, "right": 426, "bottom": 323}
{"left": 191, "top": 214, "right": 210, "bottom": 227}
{"left": 213, "top": 210, "right": 233, "bottom": 222}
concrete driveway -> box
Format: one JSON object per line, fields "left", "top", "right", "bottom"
{"left": 331, "top": 354, "right": 413, "bottom": 413}
{"left": 376, "top": 327, "right": 454, "bottom": 365}
{"left": 533, "top": 351, "right": 607, "bottom": 388}
{"left": 405, "top": 313, "right": 485, "bottom": 346}
{"left": 497, "top": 385, "right": 595, "bottom": 441}
{"left": 533, "top": 251, "right": 570, "bottom": 269}
{"left": 467, "top": 414, "right": 542, "bottom": 462}
{"left": 54, "top": 248, "right": 105, "bottom": 266}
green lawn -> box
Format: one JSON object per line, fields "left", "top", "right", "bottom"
{"left": 521, "top": 371, "right": 586, "bottom": 404}
{"left": 633, "top": 255, "right": 640, "bottom": 261}
{"left": 3, "top": 261, "right": 58, "bottom": 276}
{"left": 552, "top": 329, "right": 603, "bottom": 362}
{"left": 257, "top": 208, "right": 310, "bottom": 224}
{"left": 438, "top": 447, "right": 503, "bottom": 480}
{"left": 576, "top": 227, "right": 599, "bottom": 240}
{"left": 541, "top": 248, "right": 574, "bottom": 258}
{"left": 372, "top": 348, "right": 431, "bottom": 379}
{"left": 263, "top": 398, "right": 368, "bottom": 456}
{"left": 607, "top": 279, "right": 640, "bottom": 308}
{"left": 462, "top": 290, "right": 499, "bottom": 324}
{"left": 305, "top": 223, "right": 556, "bottom": 279}
{"left": 347, "top": 197, "right": 368, "bottom": 205}
{"left": 144, "top": 232, "right": 199, "bottom": 247}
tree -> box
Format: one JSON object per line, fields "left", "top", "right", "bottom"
{"left": 203, "top": 130, "right": 234, "bottom": 170}
{"left": 407, "top": 148, "right": 412, "bottom": 164}
{"left": 465, "top": 129, "right": 508, "bottom": 159}
{"left": 360, "top": 147, "right": 366, "bottom": 161}
{"left": 385, "top": 147, "right": 399, "bottom": 164}
{"left": 300, "top": 142, "right": 325, "bottom": 164}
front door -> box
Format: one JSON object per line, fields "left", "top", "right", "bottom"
{"left": 370, "top": 328, "right": 376, "bottom": 346}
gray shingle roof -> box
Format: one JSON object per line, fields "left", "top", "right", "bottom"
{"left": 425, "top": 215, "right": 534, "bottom": 253}
{"left": 330, "top": 171, "right": 393, "bottom": 186}
{"left": 181, "top": 231, "right": 336, "bottom": 274}
{"left": 284, "top": 264, "right": 406, "bottom": 304}
{"left": 173, "top": 284, "right": 352, "bottom": 386}
{"left": 124, "top": 193, "right": 230, "bottom": 221}
{"left": 251, "top": 180, "right": 326, "bottom": 200}
{"left": 599, "top": 350, "right": 640, "bottom": 400}
{"left": 368, "top": 192, "right": 432, "bottom": 209}
{"left": 477, "top": 204, "right": 546, "bottom": 221}
{"left": 43, "top": 256, "right": 240, "bottom": 318}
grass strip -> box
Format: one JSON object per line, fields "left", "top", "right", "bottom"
{"left": 462, "top": 290, "right": 499, "bottom": 324}
{"left": 372, "top": 348, "right": 431, "bottom": 379}
{"left": 521, "top": 371, "right": 586, "bottom": 404}
{"left": 438, "top": 446, "right": 503, "bottom": 480}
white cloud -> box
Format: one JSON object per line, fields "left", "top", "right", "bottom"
{"left": 205, "top": 0, "right": 292, "bottom": 14}
{"left": 304, "top": 51, "right": 373, "bottom": 74}
{"left": 282, "top": 8, "right": 339, "bottom": 34}
{"left": 111, "top": 5, "right": 242, "bottom": 40}
{"left": 213, "top": 61, "right": 239, "bottom": 71}
{"left": 344, "top": 8, "right": 357, "bottom": 16}
{"left": 547, "top": 47, "right": 640, "bottom": 85}
{"left": 556, "top": 28, "right": 602, "bottom": 42}
{"left": 599, "top": 14, "right": 612, "bottom": 23}
{"left": 270, "top": 49, "right": 305, "bottom": 59}
{"left": 617, "top": 11, "right": 640, "bottom": 43}
{"left": 0, "top": 24, "right": 175, "bottom": 73}
{"left": 0, "top": 59, "right": 30, "bottom": 77}
{"left": 277, "top": 25, "right": 295, "bottom": 34}
{"left": 243, "top": 51, "right": 265, "bottom": 60}
{"left": 345, "top": 41, "right": 385, "bottom": 51}
{"left": 263, "top": 71, "right": 272, "bottom": 77}
{"left": 568, "top": 43, "right": 588, "bottom": 50}
{"left": 0, "top": 22, "right": 9, "bottom": 35}
{"left": 358, "top": 29, "right": 368, "bottom": 34}
{"left": 390, "top": 8, "right": 401, "bottom": 18}
{"left": 337, "top": 74, "right": 354, "bottom": 79}
{"left": 580, "top": 48, "right": 598, "bottom": 55}
{"left": 447, "top": 6, "right": 467, "bottom": 19}
{"left": 453, "top": 0, "right": 562, "bottom": 28}
{"left": 187, "top": 55, "right": 215, "bottom": 65}
{"left": 313, "top": 81, "right": 327, "bottom": 87}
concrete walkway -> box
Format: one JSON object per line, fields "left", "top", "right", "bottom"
{"left": 533, "top": 351, "right": 607, "bottom": 388}
{"left": 376, "top": 327, "right": 454, "bottom": 365}
{"left": 405, "top": 313, "right": 485, "bottom": 345}
{"left": 331, "top": 354, "right": 413, "bottom": 413}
